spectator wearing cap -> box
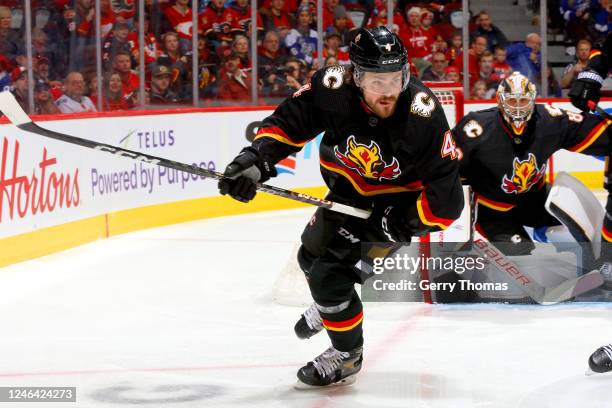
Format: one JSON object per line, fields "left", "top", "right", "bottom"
{"left": 285, "top": 5, "right": 318, "bottom": 66}
{"left": 0, "top": 6, "right": 21, "bottom": 62}
{"left": 199, "top": 0, "right": 232, "bottom": 47}
{"left": 164, "top": 0, "right": 193, "bottom": 51}
{"left": 223, "top": 0, "right": 264, "bottom": 38}
{"left": 401, "top": 7, "right": 436, "bottom": 75}
{"left": 34, "top": 82, "right": 61, "bottom": 114}
{"left": 112, "top": 51, "right": 140, "bottom": 95}
{"left": 10, "top": 67, "right": 29, "bottom": 113}
{"left": 369, "top": 0, "right": 407, "bottom": 37}
{"left": 322, "top": 0, "right": 354, "bottom": 32}
{"left": 313, "top": 29, "right": 350, "bottom": 65}
{"left": 420, "top": 8, "right": 440, "bottom": 47}
{"left": 421, "top": 51, "right": 448, "bottom": 81}
{"left": 472, "top": 11, "right": 507, "bottom": 53}
{"left": 328, "top": 6, "right": 356, "bottom": 46}
{"left": 148, "top": 64, "right": 181, "bottom": 104}
{"left": 217, "top": 52, "right": 253, "bottom": 102}
{"left": 56, "top": 72, "right": 97, "bottom": 113}
{"left": 444, "top": 65, "right": 460, "bottom": 82}
{"left": 262, "top": 0, "right": 293, "bottom": 39}
{"left": 91, "top": 71, "right": 137, "bottom": 110}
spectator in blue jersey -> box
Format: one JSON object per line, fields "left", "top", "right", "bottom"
{"left": 284, "top": 5, "right": 317, "bottom": 66}
{"left": 593, "top": 0, "right": 612, "bottom": 43}
{"left": 505, "top": 33, "right": 541, "bottom": 86}
{"left": 560, "top": 0, "right": 593, "bottom": 43}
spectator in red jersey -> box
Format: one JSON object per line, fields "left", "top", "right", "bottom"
{"left": 452, "top": 34, "right": 487, "bottom": 87}
{"left": 444, "top": 65, "right": 460, "bottom": 82}
{"left": 421, "top": 51, "right": 448, "bottom": 81}
{"left": 199, "top": 0, "right": 232, "bottom": 47}
{"left": 420, "top": 8, "right": 439, "bottom": 47}
{"left": 110, "top": 0, "right": 136, "bottom": 25}
{"left": 138, "top": 17, "right": 161, "bottom": 65}
{"left": 491, "top": 45, "right": 512, "bottom": 85}
{"left": 322, "top": 0, "right": 354, "bottom": 32}
{"left": 217, "top": 51, "right": 253, "bottom": 102}
{"left": 164, "top": 0, "right": 193, "bottom": 51}
{"left": 99, "top": 0, "right": 116, "bottom": 38}
{"left": 72, "top": 0, "right": 96, "bottom": 39}
{"left": 34, "top": 82, "right": 61, "bottom": 115}
{"left": 113, "top": 51, "right": 140, "bottom": 95}
{"left": 445, "top": 32, "right": 462, "bottom": 64}
{"left": 231, "top": 34, "right": 251, "bottom": 68}
{"left": 224, "top": 0, "right": 264, "bottom": 38}
{"left": 402, "top": 6, "right": 436, "bottom": 75}
{"left": 262, "top": 0, "right": 293, "bottom": 39}
{"left": 477, "top": 50, "right": 497, "bottom": 91}
{"left": 91, "top": 71, "right": 136, "bottom": 111}
{"left": 313, "top": 29, "right": 350, "bottom": 65}
{"left": 260, "top": 0, "right": 298, "bottom": 17}
{"left": 370, "top": 0, "right": 406, "bottom": 35}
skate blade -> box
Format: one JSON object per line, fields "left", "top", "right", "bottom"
{"left": 294, "top": 374, "right": 357, "bottom": 390}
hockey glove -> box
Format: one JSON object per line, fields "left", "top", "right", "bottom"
{"left": 218, "top": 147, "right": 276, "bottom": 203}
{"left": 569, "top": 70, "right": 604, "bottom": 112}
{"left": 370, "top": 206, "right": 417, "bottom": 243}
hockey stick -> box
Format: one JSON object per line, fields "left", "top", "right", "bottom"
{"left": 0, "top": 92, "right": 371, "bottom": 219}
{"left": 588, "top": 101, "right": 612, "bottom": 120}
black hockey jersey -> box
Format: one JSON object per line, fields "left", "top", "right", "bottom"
{"left": 251, "top": 65, "right": 464, "bottom": 231}
{"left": 453, "top": 104, "right": 611, "bottom": 212}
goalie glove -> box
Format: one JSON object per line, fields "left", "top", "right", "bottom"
{"left": 218, "top": 147, "right": 276, "bottom": 203}
{"left": 569, "top": 70, "right": 604, "bottom": 112}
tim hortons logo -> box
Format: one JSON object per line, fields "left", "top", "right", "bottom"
{"left": 0, "top": 137, "right": 80, "bottom": 223}
{"left": 334, "top": 135, "right": 400, "bottom": 181}
{"left": 501, "top": 153, "right": 546, "bottom": 194}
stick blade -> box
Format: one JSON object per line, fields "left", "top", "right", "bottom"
{"left": 0, "top": 91, "right": 32, "bottom": 126}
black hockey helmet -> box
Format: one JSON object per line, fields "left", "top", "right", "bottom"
{"left": 349, "top": 26, "right": 410, "bottom": 92}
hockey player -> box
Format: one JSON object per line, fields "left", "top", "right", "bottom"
{"left": 568, "top": 33, "right": 612, "bottom": 376}
{"left": 452, "top": 71, "right": 610, "bottom": 256}
{"left": 218, "top": 26, "right": 464, "bottom": 387}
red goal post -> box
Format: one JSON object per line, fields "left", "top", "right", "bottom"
{"left": 424, "top": 82, "right": 464, "bottom": 129}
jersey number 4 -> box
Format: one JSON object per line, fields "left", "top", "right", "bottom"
{"left": 441, "top": 131, "right": 463, "bottom": 160}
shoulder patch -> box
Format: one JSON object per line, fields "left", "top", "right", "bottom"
{"left": 322, "top": 65, "right": 345, "bottom": 90}
{"left": 410, "top": 91, "right": 435, "bottom": 118}
{"left": 463, "top": 119, "right": 483, "bottom": 138}
{"left": 543, "top": 103, "right": 563, "bottom": 117}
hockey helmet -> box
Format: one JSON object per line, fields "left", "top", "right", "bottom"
{"left": 496, "top": 71, "right": 537, "bottom": 135}
{"left": 350, "top": 26, "right": 409, "bottom": 95}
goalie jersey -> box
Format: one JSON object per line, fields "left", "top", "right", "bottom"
{"left": 452, "top": 104, "right": 611, "bottom": 212}
{"left": 250, "top": 65, "right": 464, "bottom": 231}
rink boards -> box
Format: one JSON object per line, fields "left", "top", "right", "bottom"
{"left": 0, "top": 100, "right": 610, "bottom": 266}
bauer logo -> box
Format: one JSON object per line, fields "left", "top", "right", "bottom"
{"left": 0, "top": 137, "right": 80, "bottom": 223}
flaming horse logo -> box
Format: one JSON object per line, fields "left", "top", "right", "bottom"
{"left": 334, "top": 136, "right": 401, "bottom": 181}
{"left": 501, "top": 153, "right": 546, "bottom": 194}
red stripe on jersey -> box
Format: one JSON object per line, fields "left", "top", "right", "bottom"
{"left": 416, "top": 191, "right": 455, "bottom": 229}
{"left": 475, "top": 193, "right": 515, "bottom": 212}
{"left": 568, "top": 119, "right": 612, "bottom": 153}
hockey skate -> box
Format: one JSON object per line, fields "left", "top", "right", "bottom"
{"left": 586, "top": 344, "right": 612, "bottom": 375}
{"left": 295, "top": 346, "right": 363, "bottom": 389}
{"left": 294, "top": 303, "right": 323, "bottom": 339}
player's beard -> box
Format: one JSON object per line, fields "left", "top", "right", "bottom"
{"left": 365, "top": 94, "right": 399, "bottom": 119}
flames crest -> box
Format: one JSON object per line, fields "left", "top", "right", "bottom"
{"left": 334, "top": 135, "right": 401, "bottom": 181}
{"left": 501, "top": 153, "right": 546, "bottom": 194}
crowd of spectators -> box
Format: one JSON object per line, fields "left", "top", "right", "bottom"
{"left": 1, "top": 0, "right": 610, "bottom": 113}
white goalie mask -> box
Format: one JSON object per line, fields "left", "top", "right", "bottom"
{"left": 496, "top": 72, "right": 537, "bottom": 135}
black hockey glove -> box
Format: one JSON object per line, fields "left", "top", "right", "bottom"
{"left": 218, "top": 147, "right": 276, "bottom": 203}
{"left": 370, "top": 205, "right": 424, "bottom": 243}
{"left": 569, "top": 70, "right": 604, "bottom": 112}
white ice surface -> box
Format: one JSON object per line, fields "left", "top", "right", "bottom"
{"left": 1, "top": 208, "right": 612, "bottom": 408}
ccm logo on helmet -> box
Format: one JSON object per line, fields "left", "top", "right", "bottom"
{"left": 381, "top": 59, "right": 400, "bottom": 64}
